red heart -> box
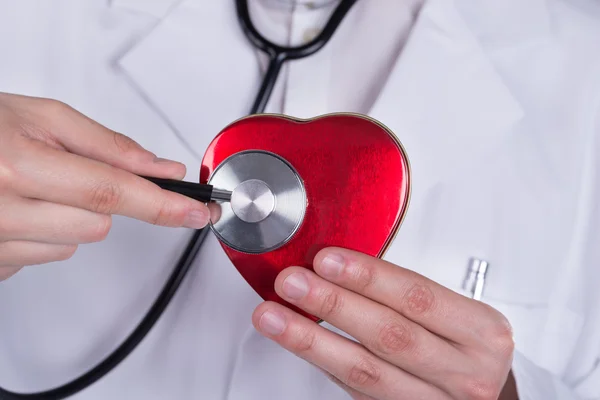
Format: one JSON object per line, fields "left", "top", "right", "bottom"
{"left": 200, "top": 114, "right": 411, "bottom": 321}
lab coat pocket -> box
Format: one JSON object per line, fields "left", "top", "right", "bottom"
{"left": 484, "top": 298, "right": 584, "bottom": 377}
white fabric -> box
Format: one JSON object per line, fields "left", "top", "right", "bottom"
{"left": 0, "top": 0, "right": 600, "bottom": 399}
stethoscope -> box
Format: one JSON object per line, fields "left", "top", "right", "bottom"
{"left": 0, "top": 1, "right": 358, "bottom": 399}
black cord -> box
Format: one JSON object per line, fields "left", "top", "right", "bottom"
{"left": 236, "top": 0, "right": 357, "bottom": 114}
{"left": 0, "top": 229, "right": 208, "bottom": 400}
{"left": 0, "top": 1, "right": 356, "bottom": 398}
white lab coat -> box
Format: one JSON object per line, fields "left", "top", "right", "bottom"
{"left": 1, "top": 0, "right": 600, "bottom": 399}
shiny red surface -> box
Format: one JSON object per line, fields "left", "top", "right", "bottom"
{"left": 201, "top": 114, "right": 410, "bottom": 321}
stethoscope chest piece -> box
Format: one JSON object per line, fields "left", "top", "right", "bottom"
{"left": 207, "top": 150, "right": 306, "bottom": 254}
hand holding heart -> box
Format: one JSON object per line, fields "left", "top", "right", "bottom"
{"left": 253, "top": 247, "right": 517, "bottom": 400}
{"left": 205, "top": 114, "right": 516, "bottom": 399}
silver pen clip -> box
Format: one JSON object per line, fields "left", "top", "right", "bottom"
{"left": 462, "top": 258, "right": 489, "bottom": 301}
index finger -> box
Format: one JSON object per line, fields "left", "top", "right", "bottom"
{"left": 14, "top": 141, "right": 209, "bottom": 228}
{"left": 312, "top": 248, "right": 512, "bottom": 347}
{"left": 14, "top": 96, "right": 185, "bottom": 179}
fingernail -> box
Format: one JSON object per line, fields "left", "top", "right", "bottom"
{"left": 259, "top": 310, "right": 286, "bottom": 336}
{"left": 184, "top": 209, "right": 208, "bottom": 229}
{"left": 320, "top": 253, "right": 345, "bottom": 278}
{"left": 282, "top": 272, "right": 309, "bottom": 300}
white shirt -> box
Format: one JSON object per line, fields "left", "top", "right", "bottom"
{"left": 1, "top": 1, "right": 600, "bottom": 399}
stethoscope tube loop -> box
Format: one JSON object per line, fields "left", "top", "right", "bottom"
{"left": 235, "top": 0, "right": 358, "bottom": 61}
{"left": 236, "top": 0, "right": 358, "bottom": 114}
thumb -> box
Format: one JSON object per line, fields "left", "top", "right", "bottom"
{"left": 32, "top": 98, "right": 187, "bottom": 179}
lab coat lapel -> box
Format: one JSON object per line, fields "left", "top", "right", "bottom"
{"left": 114, "top": 0, "right": 260, "bottom": 160}
{"left": 111, "top": 0, "right": 183, "bottom": 19}
{"left": 367, "top": 0, "right": 529, "bottom": 287}
{"left": 454, "top": 0, "right": 552, "bottom": 47}
{"left": 368, "top": 0, "right": 525, "bottom": 202}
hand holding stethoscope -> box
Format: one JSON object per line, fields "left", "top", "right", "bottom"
{"left": 0, "top": 92, "right": 211, "bottom": 283}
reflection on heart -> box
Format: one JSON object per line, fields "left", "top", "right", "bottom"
{"left": 201, "top": 114, "right": 411, "bottom": 321}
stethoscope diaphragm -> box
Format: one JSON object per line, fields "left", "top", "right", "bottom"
{"left": 207, "top": 150, "right": 306, "bottom": 254}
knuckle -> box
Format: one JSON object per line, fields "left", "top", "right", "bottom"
{"left": 89, "top": 180, "right": 122, "bottom": 214}
{"left": 346, "top": 356, "right": 381, "bottom": 389}
{"left": 289, "top": 326, "right": 317, "bottom": 354}
{"left": 347, "top": 261, "right": 376, "bottom": 291}
{"left": 317, "top": 288, "right": 344, "bottom": 319}
{"left": 373, "top": 317, "right": 414, "bottom": 355}
{"left": 112, "top": 131, "right": 141, "bottom": 156}
{"left": 16, "top": 121, "right": 63, "bottom": 149}
{"left": 490, "top": 318, "right": 515, "bottom": 356}
{"left": 462, "top": 377, "right": 501, "bottom": 400}
{"left": 479, "top": 304, "right": 515, "bottom": 355}
{"left": 403, "top": 282, "right": 436, "bottom": 317}
{"left": 0, "top": 166, "right": 15, "bottom": 193}
{"left": 0, "top": 157, "right": 16, "bottom": 193}
{"left": 43, "top": 98, "right": 72, "bottom": 116}
{"left": 150, "top": 197, "right": 180, "bottom": 226}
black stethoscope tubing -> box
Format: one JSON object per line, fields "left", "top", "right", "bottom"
{"left": 237, "top": 0, "right": 358, "bottom": 114}
{"left": 0, "top": 1, "right": 357, "bottom": 398}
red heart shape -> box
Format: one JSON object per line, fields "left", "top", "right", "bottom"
{"left": 200, "top": 114, "right": 411, "bottom": 321}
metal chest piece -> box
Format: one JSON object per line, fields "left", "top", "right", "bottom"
{"left": 207, "top": 150, "right": 307, "bottom": 254}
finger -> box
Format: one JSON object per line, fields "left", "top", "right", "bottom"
{"left": 0, "top": 241, "right": 77, "bottom": 266}
{"left": 0, "top": 266, "right": 22, "bottom": 281}
{"left": 317, "top": 367, "right": 377, "bottom": 400}
{"left": 23, "top": 97, "right": 186, "bottom": 179}
{"left": 11, "top": 141, "right": 209, "bottom": 228}
{"left": 313, "top": 248, "right": 512, "bottom": 347}
{"left": 253, "top": 302, "right": 449, "bottom": 400}
{"left": 0, "top": 196, "right": 111, "bottom": 244}
{"left": 274, "top": 267, "right": 470, "bottom": 394}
